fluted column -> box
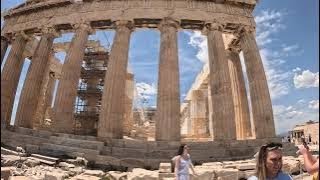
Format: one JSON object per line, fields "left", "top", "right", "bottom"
{"left": 98, "top": 21, "right": 133, "bottom": 139}
{"left": 54, "top": 23, "right": 91, "bottom": 133}
{"left": 155, "top": 18, "right": 181, "bottom": 141}
{"left": 123, "top": 73, "right": 135, "bottom": 136}
{"left": 205, "top": 21, "right": 236, "bottom": 140}
{"left": 16, "top": 28, "right": 58, "bottom": 128}
{"left": 190, "top": 90, "right": 209, "bottom": 138}
{"left": 1, "top": 36, "right": 10, "bottom": 64}
{"left": 1, "top": 33, "right": 28, "bottom": 129}
{"left": 33, "top": 66, "right": 56, "bottom": 130}
{"left": 227, "top": 49, "right": 252, "bottom": 139}
{"left": 239, "top": 26, "right": 276, "bottom": 138}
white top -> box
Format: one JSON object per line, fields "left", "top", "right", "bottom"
{"left": 177, "top": 154, "right": 192, "bottom": 175}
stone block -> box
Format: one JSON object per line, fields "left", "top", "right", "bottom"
{"left": 83, "top": 170, "right": 105, "bottom": 177}
{"left": 58, "top": 162, "right": 75, "bottom": 170}
{"left": 69, "top": 174, "right": 100, "bottom": 180}
{"left": 1, "top": 167, "right": 13, "bottom": 180}
{"left": 105, "top": 171, "right": 128, "bottom": 180}
{"left": 214, "top": 168, "right": 239, "bottom": 180}
{"left": 236, "top": 163, "right": 255, "bottom": 170}
{"left": 159, "top": 173, "right": 175, "bottom": 180}
{"left": 24, "top": 158, "right": 40, "bottom": 167}
{"left": 159, "top": 163, "right": 171, "bottom": 173}
{"left": 112, "top": 147, "right": 146, "bottom": 158}
{"left": 95, "top": 155, "right": 121, "bottom": 166}
{"left": 45, "top": 172, "right": 65, "bottom": 180}
{"left": 123, "top": 139, "right": 147, "bottom": 149}
{"left": 25, "top": 144, "right": 39, "bottom": 154}
{"left": 8, "top": 176, "right": 31, "bottom": 180}
{"left": 127, "top": 168, "right": 158, "bottom": 180}
{"left": 120, "top": 158, "right": 145, "bottom": 168}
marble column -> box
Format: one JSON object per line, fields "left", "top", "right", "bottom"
{"left": 123, "top": 73, "right": 135, "bottom": 136}
{"left": 155, "top": 18, "right": 181, "bottom": 141}
{"left": 1, "top": 36, "right": 10, "bottom": 64}
{"left": 16, "top": 28, "right": 57, "bottom": 128}
{"left": 205, "top": 21, "right": 236, "bottom": 140}
{"left": 54, "top": 23, "right": 91, "bottom": 133}
{"left": 207, "top": 85, "right": 213, "bottom": 138}
{"left": 190, "top": 90, "right": 209, "bottom": 138}
{"left": 98, "top": 21, "right": 133, "bottom": 139}
{"left": 227, "top": 49, "right": 252, "bottom": 139}
{"left": 240, "top": 26, "right": 276, "bottom": 138}
{"left": 1, "top": 33, "right": 28, "bottom": 129}
{"left": 32, "top": 65, "right": 56, "bottom": 130}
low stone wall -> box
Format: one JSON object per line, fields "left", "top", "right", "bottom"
{"left": 1, "top": 127, "right": 297, "bottom": 169}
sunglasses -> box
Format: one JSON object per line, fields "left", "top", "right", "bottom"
{"left": 263, "top": 142, "right": 283, "bottom": 150}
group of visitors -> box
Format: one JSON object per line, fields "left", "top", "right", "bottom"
{"left": 172, "top": 142, "right": 319, "bottom": 180}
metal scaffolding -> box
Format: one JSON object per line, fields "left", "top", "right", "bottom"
{"left": 74, "top": 49, "right": 109, "bottom": 135}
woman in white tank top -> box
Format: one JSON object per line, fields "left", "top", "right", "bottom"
{"left": 174, "top": 144, "right": 197, "bottom": 180}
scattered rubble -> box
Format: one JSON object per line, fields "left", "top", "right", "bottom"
{"left": 1, "top": 150, "right": 316, "bottom": 180}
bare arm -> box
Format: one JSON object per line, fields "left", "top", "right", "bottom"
{"left": 303, "top": 155, "right": 319, "bottom": 174}
{"left": 175, "top": 156, "right": 180, "bottom": 179}
{"left": 189, "top": 163, "right": 196, "bottom": 175}
{"left": 299, "top": 145, "right": 319, "bottom": 174}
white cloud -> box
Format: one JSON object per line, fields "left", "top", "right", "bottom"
{"left": 282, "top": 44, "right": 299, "bottom": 52}
{"left": 273, "top": 102, "right": 319, "bottom": 134}
{"left": 293, "top": 70, "right": 319, "bottom": 88}
{"left": 254, "top": 10, "right": 305, "bottom": 100}
{"left": 308, "top": 100, "right": 319, "bottom": 110}
{"left": 187, "top": 31, "right": 208, "bottom": 63}
{"left": 135, "top": 82, "right": 157, "bottom": 100}
{"left": 292, "top": 67, "right": 302, "bottom": 73}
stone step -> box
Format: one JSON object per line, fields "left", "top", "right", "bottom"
{"left": 14, "top": 127, "right": 53, "bottom": 138}
{"left": 31, "top": 153, "right": 59, "bottom": 163}
{"left": 54, "top": 133, "right": 97, "bottom": 141}
{"left": 40, "top": 143, "right": 99, "bottom": 161}
{"left": 4, "top": 130, "right": 48, "bottom": 144}
{"left": 49, "top": 136, "right": 104, "bottom": 151}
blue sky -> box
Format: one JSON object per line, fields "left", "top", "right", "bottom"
{"left": 1, "top": 0, "right": 319, "bottom": 134}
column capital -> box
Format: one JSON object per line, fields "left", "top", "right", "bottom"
{"left": 113, "top": 20, "right": 135, "bottom": 31}
{"left": 227, "top": 46, "right": 241, "bottom": 53}
{"left": 41, "top": 27, "right": 61, "bottom": 38}
{"left": 72, "top": 23, "right": 94, "bottom": 34}
{"left": 1, "top": 34, "right": 12, "bottom": 43}
{"left": 239, "top": 25, "right": 256, "bottom": 35}
{"left": 158, "top": 17, "right": 180, "bottom": 31}
{"left": 204, "top": 19, "right": 224, "bottom": 31}
{"left": 12, "top": 31, "right": 30, "bottom": 41}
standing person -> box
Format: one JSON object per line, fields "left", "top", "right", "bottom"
{"left": 297, "top": 145, "right": 319, "bottom": 179}
{"left": 248, "top": 142, "right": 293, "bottom": 180}
{"left": 308, "top": 135, "right": 312, "bottom": 144}
{"left": 174, "top": 144, "right": 197, "bottom": 180}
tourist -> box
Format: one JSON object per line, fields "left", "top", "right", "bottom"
{"left": 248, "top": 142, "right": 293, "bottom": 180}
{"left": 297, "top": 145, "right": 319, "bottom": 179}
{"left": 308, "top": 135, "right": 312, "bottom": 144}
{"left": 288, "top": 136, "right": 291, "bottom": 143}
{"left": 174, "top": 144, "right": 197, "bottom": 180}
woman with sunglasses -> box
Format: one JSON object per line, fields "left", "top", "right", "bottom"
{"left": 248, "top": 142, "right": 293, "bottom": 180}
{"left": 174, "top": 144, "right": 197, "bottom": 180}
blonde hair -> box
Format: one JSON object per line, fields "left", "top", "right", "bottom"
{"left": 255, "top": 142, "right": 283, "bottom": 180}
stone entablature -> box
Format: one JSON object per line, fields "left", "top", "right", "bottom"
{"left": 2, "top": 0, "right": 256, "bottom": 36}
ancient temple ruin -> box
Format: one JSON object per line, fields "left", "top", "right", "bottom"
{"left": 1, "top": 0, "right": 284, "bottom": 169}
